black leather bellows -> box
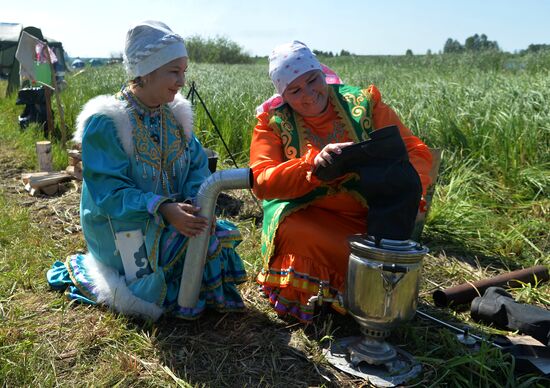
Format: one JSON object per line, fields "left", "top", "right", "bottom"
{"left": 471, "top": 287, "right": 550, "bottom": 347}
{"left": 313, "top": 125, "right": 422, "bottom": 241}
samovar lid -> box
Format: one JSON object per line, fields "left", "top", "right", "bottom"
{"left": 348, "top": 234, "right": 429, "bottom": 260}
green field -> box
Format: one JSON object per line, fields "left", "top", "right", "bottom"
{"left": 0, "top": 53, "right": 549, "bottom": 386}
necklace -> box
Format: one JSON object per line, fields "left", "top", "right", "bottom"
{"left": 122, "top": 87, "right": 162, "bottom": 118}
{"left": 122, "top": 87, "right": 163, "bottom": 150}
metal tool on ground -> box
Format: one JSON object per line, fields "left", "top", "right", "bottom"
{"left": 416, "top": 308, "right": 550, "bottom": 376}
{"left": 417, "top": 309, "right": 501, "bottom": 349}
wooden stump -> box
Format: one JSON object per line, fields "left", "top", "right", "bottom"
{"left": 36, "top": 141, "right": 53, "bottom": 172}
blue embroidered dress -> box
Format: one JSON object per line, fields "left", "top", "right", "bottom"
{"left": 47, "top": 88, "right": 247, "bottom": 320}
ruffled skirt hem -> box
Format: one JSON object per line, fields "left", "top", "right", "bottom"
{"left": 47, "top": 240, "right": 247, "bottom": 321}
{"left": 257, "top": 253, "right": 346, "bottom": 322}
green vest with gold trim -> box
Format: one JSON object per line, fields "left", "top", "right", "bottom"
{"left": 260, "top": 84, "right": 375, "bottom": 269}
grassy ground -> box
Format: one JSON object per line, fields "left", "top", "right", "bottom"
{"left": 1, "top": 53, "right": 549, "bottom": 387}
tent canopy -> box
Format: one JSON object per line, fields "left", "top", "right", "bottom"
{"left": 0, "top": 22, "right": 68, "bottom": 96}
{"left": 72, "top": 58, "right": 85, "bottom": 69}
{"left": 0, "top": 22, "right": 22, "bottom": 42}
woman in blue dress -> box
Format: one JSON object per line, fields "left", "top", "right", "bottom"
{"left": 47, "top": 21, "right": 246, "bottom": 321}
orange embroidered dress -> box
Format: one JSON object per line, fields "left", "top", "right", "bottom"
{"left": 250, "top": 84, "right": 432, "bottom": 322}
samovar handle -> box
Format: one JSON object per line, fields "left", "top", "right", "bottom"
{"left": 381, "top": 263, "right": 409, "bottom": 273}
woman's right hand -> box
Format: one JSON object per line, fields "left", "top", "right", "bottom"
{"left": 159, "top": 202, "right": 209, "bottom": 237}
{"left": 314, "top": 142, "right": 354, "bottom": 168}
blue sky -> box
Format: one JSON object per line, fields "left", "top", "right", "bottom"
{"left": 3, "top": 0, "right": 549, "bottom": 57}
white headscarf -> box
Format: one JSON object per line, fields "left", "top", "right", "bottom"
{"left": 268, "top": 41, "right": 322, "bottom": 95}
{"left": 123, "top": 20, "right": 187, "bottom": 79}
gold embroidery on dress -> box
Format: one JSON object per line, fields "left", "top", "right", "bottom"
{"left": 343, "top": 88, "right": 373, "bottom": 132}
{"left": 164, "top": 107, "right": 186, "bottom": 163}
{"left": 343, "top": 92, "right": 365, "bottom": 118}
{"left": 130, "top": 105, "right": 187, "bottom": 193}
{"left": 274, "top": 109, "right": 298, "bottom": 159}
{"left": 360, "top": 88, "right": 373, "bottom": 133}
{"left": 131, "top": 109, "right": 161, "bottom": 167}
{"left": 330, "top": 88, "right": 361, "bottom": 143}
{"left": 291, "top": 111, "right": 308, "bottom": 156}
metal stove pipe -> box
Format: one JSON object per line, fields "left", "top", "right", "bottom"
{"left": 177, "top": 168, "right": 253, "bottom": 309}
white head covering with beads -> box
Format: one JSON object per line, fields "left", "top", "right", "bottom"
{"left": 268, "top": 41, "right": 322, "bottom": 95}
{"left": 123, "top": 20, "right": 187, "bottom": 79}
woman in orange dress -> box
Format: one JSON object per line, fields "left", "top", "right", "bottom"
{"left": 250, "top": 41, "right": 432, "bottom": 322}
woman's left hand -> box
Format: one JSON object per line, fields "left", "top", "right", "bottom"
{"left": 314, "top": 142, "right": 354, "bottom": 168}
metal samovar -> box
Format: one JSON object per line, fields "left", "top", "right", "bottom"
{"left": 323, "top": 234, "right": 429, "bottom": 387}
{"left": 310, "top": 125, "right": 435, "bottom": 385}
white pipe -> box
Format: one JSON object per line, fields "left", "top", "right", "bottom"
{"left": 177, "top": 168, "right": 253, "bottom": 308}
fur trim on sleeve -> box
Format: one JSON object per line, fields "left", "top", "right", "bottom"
{"left": 72, "top": 95, "right": 134, "bottom": 156}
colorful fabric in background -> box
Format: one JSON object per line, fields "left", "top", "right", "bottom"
{"left": 33, "top": 63, "right": 52, "bottom": 85}
{"left": 35, "top": 41, "right": 57, "bottom": 63}
{"left": 15, "top": 31, "right": 57, "bottom": 86}
{"left": 255, "top": 63, "right": 343, "bottom": 115}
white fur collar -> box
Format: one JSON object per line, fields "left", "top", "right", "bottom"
{"left": 73, "top": 93, "right": 194, "bottom": 156}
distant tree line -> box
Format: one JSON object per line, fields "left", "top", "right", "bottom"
{"left": 158, "top": 33, "right": 549, "bottom": 61}
{"left": 520, "top": 44, "right": 550, "bottom": 54}
{"left": 442, "top": 34, "right": 550, "bottom": 55}
{"left": 185, "top": 35, "right": 253, "bottom": 64}
{"left": 178, "top": 33, "right": 548, "bottom": 61}
{"left": 444, "top": 33, "right": 500, "bottom": 53}
{"left": 313, "top": 49, "right": 354, "bottom": 57}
